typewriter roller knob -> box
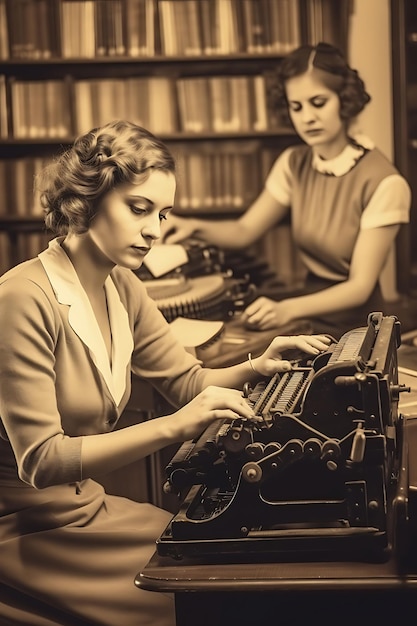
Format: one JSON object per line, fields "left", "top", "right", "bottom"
{"left": 320, "top": 439, "right": 341, "bottom": 471}
{"left": 245, "top": 442, "right": 265, "bottom": 460}
{"left": 242, "top": 461, "right": 263, "bottom": 483}
{"left": 263, "top": 442, "right": 282, "bottom": 456}
{"left": 303, "top": 438, "right": 322, "bottom": 459}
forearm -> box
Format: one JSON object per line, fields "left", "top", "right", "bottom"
{"left": 201, "top": 358, "right": 263, "bottom": 390}
{"left": 81, "top": 376, "right": 263, "bottom": 479}
{"left": 81, "top": 414, "right": 180, "bottom": 479}
{"left": 286, "top": 225, "right": 400, "bottom": 322}
{"left": 80, "top": 333, "right": 331, "bottom": 480}
{"left": 286, "top": 278, "right": 372, "bottom": 321}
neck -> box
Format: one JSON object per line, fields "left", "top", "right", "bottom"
{"left": 312, "top": 129, "right": 350, "bottom": 161}
{"left": 61, "top": 234, "right": 114, "bottom": 295}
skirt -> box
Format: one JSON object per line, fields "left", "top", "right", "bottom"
{"left": 0, "top": 478, "right": 175, "bottom": 626}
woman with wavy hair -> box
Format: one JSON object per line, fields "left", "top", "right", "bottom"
{"left": 164, "top": 43, "right": 411, "bottom": 339}
{"left": 0, "top": 120, "right": 330, "bottom": 625}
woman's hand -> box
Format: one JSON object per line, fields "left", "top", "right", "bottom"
{"left": 170, "top": 385, "right": 259, "bottom": 442}
{"left": 162, "top": 214, "right": 197, "bottom": 244}
{"left": 253, "top": 334, "right": 332, "bottom": 377}
{"left": 241, "top": 297, "right": 295, "bottom": 331}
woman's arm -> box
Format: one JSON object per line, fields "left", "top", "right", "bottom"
{"left": 81, "top": 334, "right": 331, "bottom": 479}
{"left": 81, "top": 385, "right": 257, "bottom": 479}
{"left": 241, "top": 223, "right": 400, "bottom": 330}
{"left": 162, "top": 188, "right": 289, "bottom": 248}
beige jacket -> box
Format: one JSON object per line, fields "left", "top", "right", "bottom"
{"left": 0, "top": 238, "right": 207, "bottom": 489}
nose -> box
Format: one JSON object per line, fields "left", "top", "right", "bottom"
{"left": 300, "top": 104, "right": 317, "bottom": 124}
{"left": 142, "top": 212, "right": 161, "bottom": 240}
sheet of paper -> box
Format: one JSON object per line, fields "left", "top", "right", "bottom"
{"left": 169, "top": 317, "right": 224, "bottom": 348}
{"left": 144, "top": 244, "right": 189, "bottom": 278}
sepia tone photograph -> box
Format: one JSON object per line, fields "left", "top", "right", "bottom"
{"left": 1, "top": 1, "right": 417, "bottom": 624}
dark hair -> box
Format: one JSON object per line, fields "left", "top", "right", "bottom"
{"left": 272, "top": 42, "right": 371, "bottom": 121}
{"left": 39, "top": 120, "right": 176, "bottom": 235}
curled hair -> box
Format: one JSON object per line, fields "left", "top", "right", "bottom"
{"left": 38, "top": 120, "right": 176, "bottom": 235}
{"left": 271, "top": 42, "right": 371, "bottom": 122}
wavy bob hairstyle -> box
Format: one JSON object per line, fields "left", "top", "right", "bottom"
{"left": 39, "top": 120, "right": 176, "bottom": 235}
{"left": 272, "top": 42, "right": 371, "bottom": 122}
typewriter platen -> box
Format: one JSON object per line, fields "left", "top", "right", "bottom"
{"left": 157, "top": 312, "right": 411, "bottom": 562}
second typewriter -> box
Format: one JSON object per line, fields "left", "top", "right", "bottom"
{"left": 157, "top": 312, "right": 410, "bottom": 562}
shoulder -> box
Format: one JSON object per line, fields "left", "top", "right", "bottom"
{"left": 0, "top": 259, "right": 57, "bottom": 330}
{"left": 358, "top": 148, "right": 403, "bottom": 179}
{"left": 0, "top": 258, "right": 54, "bottom": 301}
{"left": 345, "top": 147, "right": 410, "bottom": 205}
{"left": 278, "top": 144, "right": 311, "bottom": 170}
{"left": 265, "top": 144, "right": 311, "bottom": 205}
{"left": 267, "top": 144, "right": 311, "bottom": 182}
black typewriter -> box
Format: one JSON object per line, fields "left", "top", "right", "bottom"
{"left": 157, "top": 312, "right": 412, "bottom": 563}
{"left": 134, "top": 240, "right": 281, "bottom": 322}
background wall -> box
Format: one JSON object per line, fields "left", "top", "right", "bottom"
{"left": 349, "top": 0, "right": 398, "bottom": 299}
{"left": 348, "top": 0, "right": 393, "bottom": 159}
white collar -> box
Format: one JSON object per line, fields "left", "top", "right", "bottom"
{"left": 311, "top": 134, "right": 375, "bottom": 177}
{"left": 38, "top": 237, "right": 133, "bottom": 406}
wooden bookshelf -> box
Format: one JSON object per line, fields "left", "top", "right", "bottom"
{"left": 0, "top": 0, "right": 351, "bottom": 276}
{"left": 391, "top": 0, "right": 417, "bottom": 293}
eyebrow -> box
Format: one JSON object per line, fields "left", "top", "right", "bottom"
{"left": 126, "top": 194, "right": 154, "bottom": 204}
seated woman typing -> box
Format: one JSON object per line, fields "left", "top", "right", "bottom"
{"left": 163, "top": 43, "right": 411, "bottom": 339}
{"left": 0, "top": 120, "right": 331, "bottom": 626}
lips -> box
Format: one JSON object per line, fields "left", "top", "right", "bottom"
{"left": 131, "top": 245, "right": 150, "bottom": 253}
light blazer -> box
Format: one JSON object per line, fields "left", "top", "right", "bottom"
{"left": 0, "top": 238, "right": 208, "bottom": 489}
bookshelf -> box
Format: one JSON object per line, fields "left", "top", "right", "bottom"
{"left": 0, "top": 0, "right": 351, "bottom": 278}
{"left": 391, "top": 0, "right": 417, "bottom": 293}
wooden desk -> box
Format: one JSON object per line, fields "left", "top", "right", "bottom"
{"left": 134, "top": 337, "right": 417, "bottom": 625}
{"left": 136, "top": 551, "right": 417, "bottom": 626}
{"left": 199, "top": 316, "right": 310, "bottom": 368}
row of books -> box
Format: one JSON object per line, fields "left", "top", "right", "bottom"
{"left": 158, "top": 0, "right": 301, "bottom": 56}
{"left": 0, "top": 157, "right": 49, "bottom": 217}
{"left": 0, "top": 0, "right": 336, "bottom": 60}
{"left": 1, "top": 74, "right": 288, "bottom": 139}
{"left": 0, "top": 144, "right": 282, "bottom": 218}
{"left": 173, "top": 142, "right": 281, "bottom": 212}
{"left": 0, "top": 231, "right": 52, "bottom": 275}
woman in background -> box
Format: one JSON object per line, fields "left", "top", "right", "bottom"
{"left": 0, "top": 120, "right": 330, "bottom": 626}
{"left": 163, "top": 42, "right": 411, "bottom": 339}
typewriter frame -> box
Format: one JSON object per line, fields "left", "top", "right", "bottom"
{"left": 157, "top": 313, "right": 411, "bottom": 563}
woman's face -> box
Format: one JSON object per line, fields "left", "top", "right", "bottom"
{"left": 87, "top": 169, "right": 176, "bottom": 270}
{"left": 285, "top": 69, "right": 348, "bottom": 159}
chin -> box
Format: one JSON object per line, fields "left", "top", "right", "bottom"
{"left": 115, "top": 257, "right": 145, "bottom": 271}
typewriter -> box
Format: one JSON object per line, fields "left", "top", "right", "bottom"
{"left": 134, "top": 240, "right": 279, "bottom": 323}
{"left": 157, "top": 312, "right": 412, "bottom": 563}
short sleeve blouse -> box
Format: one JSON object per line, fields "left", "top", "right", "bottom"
{"left": 265, "top": 140, "right": 411, "bottom": 282}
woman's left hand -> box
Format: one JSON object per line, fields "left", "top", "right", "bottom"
{"left": 253, "top": 334, "right": 332, "bottom": 377}
{"left": 241, "top": 297, "right": 294, "bottom": 331}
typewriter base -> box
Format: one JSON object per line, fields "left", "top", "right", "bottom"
{"left": 157, "top": 416, "right": 417, "bottom": 570}
{"left": 157, "top": 525, "right": 391, "bottom": 563}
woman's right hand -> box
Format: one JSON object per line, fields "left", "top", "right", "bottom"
{"left": 162, "top": 214, "right": 197, "bottom": 244}
{"left": 170, "top": 385, "right": 258, "bottom": 442}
